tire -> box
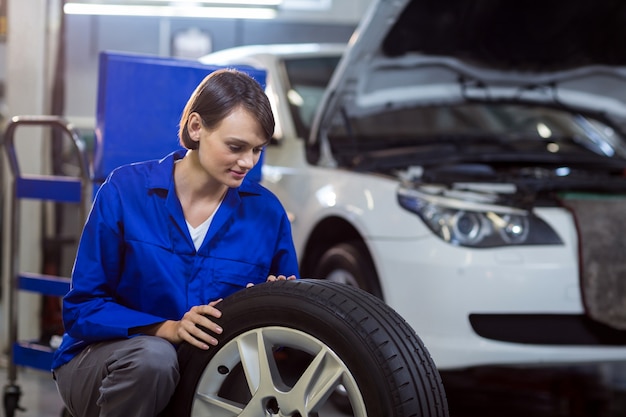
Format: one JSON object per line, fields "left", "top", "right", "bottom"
{"left": 161, "top": 279, "right": 448, "bottom": 417}
{"left": 313, "top": 241, "right": 383, "bottom": 298}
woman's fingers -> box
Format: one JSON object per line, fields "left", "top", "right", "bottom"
{"left": 180, "top": 304, "right": 223, "bottom": 349}
{"left": 249, "top": 274, "right": 297, "bottom": 287}
{"left": 266, "top": 274, "right": 297, "bottom": 281}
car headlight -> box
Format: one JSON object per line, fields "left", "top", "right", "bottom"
{"left": 398, "top": 186, "right": 563, "bottom": 248}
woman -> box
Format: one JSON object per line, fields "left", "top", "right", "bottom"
{"left": 52, "top": 68, "right": 298, "bottom": 417}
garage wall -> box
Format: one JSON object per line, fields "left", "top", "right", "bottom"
{"left": 1, "top": 0, "right": 369, "bottom": 351}
{"left": 64, "top": 10, "right": 364, "bottom": 129}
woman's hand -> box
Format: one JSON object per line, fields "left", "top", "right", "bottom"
{"left": 151, "top": 299, "right": 223, "bottom": 350}
{"left": 247, "top": 274, "right": 296, "bottom": 288}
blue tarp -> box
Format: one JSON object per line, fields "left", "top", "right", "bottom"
{"left": 94, "top": 51, "right": 267, "bottom": 193}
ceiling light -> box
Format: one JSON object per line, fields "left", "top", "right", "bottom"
{"left": 149, "top": 0, "right": 282, "bottom": 5}
{"left": 64, "top": 1, "right": 279, "bottom": 19}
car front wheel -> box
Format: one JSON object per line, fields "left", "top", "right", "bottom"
{"left": 314, "top": 241, "right": 382, "bottom": 298}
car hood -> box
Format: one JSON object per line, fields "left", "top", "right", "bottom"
{"left": 312, "top": 0, "right": 626, "bottom": 145}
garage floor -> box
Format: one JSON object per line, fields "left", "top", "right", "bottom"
{"left": 3, "top": 300, "right": 626, "bottom": 417}
{"left": 440, "top": 363, "right": 626, "bottom": 417}
{"left": 0, "top": 358, "right": 350, "bottom": 417}
{"left": 0, "top": 364, "right": 65, "bottom": 417}
{"left": 2, "top": 360, "right": 626, "bottom": 416}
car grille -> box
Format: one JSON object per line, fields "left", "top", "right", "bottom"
{"left": 561, "top": 194, "right": 626, "bottom": 330}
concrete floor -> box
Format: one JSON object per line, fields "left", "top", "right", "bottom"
{"left": 0, "top": 358, "right": 351, "bottom": 417}
{"left": 440, "top": 363, "right": 626, "bottom": 417}
{"left": 4, "top": 301, "right": 626, "bottom": 417}
{"left": 0, "top": 364, "right": 65, "bottom": 417}
{"left": 3, "top": 360, "right": 626, "bottom": 416}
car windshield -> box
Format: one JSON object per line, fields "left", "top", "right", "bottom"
{"left": 328, "top": 102, "right": 626, "bottom": 169}
{"left": 282, "top": 55, "right": 341, "bottom": 139}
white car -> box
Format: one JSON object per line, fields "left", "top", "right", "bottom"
{"left": 201, "top": 0, "right": 626, "bottom": 370}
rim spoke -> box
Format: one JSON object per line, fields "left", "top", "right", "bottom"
{"left": 237, "top": 329, "right": 281, "bottom": 394}
{"left": 291, "top": 348, "right": 345, "bottom": 410}
{"left": 193, "top": 392, "right": 242, "bottom": 417}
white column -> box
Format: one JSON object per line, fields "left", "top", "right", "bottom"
{"left": 1, "top": 0, "right": 59, "bottom": 352}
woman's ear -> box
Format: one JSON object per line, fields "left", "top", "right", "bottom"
{"left": 188, "top": 112, "right": 203, "bottom": 142}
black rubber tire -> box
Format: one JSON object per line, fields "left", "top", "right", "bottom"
{"left": 161, "top": 279, "right": 448, "bottom": 417}
{"left": 313, "top": 241, "right": 383, "bottom": 298}
{"left": 313, "top": 241, "right": 384, "bottom": 413}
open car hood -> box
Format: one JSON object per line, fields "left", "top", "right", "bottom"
{"left": 312, "top": 0, "right": 626, "bottom": 144}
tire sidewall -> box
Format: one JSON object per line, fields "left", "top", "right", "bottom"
{"left": 167, "top": 286, "right": 395, "bottom": 416}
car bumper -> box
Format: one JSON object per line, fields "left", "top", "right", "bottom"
{"left": 370, "top": 237, "right": 626, "bottom": 369}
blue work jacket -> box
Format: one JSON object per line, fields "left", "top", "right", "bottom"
{"left": 51, "top": 150, "right": 298, "bottom": 369}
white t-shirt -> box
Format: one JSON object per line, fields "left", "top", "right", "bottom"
{"left": 186, "top": 200, "right": 222, "bottom": 250}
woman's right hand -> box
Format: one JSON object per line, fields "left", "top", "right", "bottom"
{"left": 155, "top": 299, "right": 223, "bottom": 350}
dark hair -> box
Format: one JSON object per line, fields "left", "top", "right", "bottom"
{"left": 178, "top": 68, "right": 274, "bottom": 150}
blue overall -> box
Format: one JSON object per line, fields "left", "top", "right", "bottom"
{"left": 52, "top": 149, "right": 298, "bottom": 370}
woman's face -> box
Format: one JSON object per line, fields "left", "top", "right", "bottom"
{"left": 190, "top": 107, "right": 267, "bottom": 188}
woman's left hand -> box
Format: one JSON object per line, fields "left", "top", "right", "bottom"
{"left": 247, "top": 274, "right": 296, "bottom": 288}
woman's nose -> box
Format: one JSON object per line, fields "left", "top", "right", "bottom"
{"left": 238, "top": 150, "right": 255, "bottom": 169}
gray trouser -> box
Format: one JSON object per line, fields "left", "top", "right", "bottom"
{"left": 54, "top": 336, "right": 180, "bottom": 417}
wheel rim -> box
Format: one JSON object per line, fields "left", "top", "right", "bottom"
{"left": 190, "top": 326, "right": 367, "bottom": 416}
{"left": 325, "top": 268, "right": 359, "bottom": 288}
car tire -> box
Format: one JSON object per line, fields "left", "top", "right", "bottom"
{"left": 314, "top": 241, "right": 383, "bottom": 298}
{"left": 160, "top": 279, "right": 448, "bottom": 417}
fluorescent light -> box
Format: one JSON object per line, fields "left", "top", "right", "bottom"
{"left": 63, "top": 3, "right": 278, "bottom": 19}
{"left": 161, "top": 0, "right": 282, "bottom": 5}
{"left": 279, "top": 0, "right": 330, "bottom": 10}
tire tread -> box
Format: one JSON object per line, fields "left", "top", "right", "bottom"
{"left": 236, "top": 280, "right": 449, "bottom": 417}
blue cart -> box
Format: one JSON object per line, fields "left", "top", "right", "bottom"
{"left": 2, "top": 115, "right": 91, "bottom": 417}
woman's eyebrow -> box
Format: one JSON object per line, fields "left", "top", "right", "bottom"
{"left": 227, "top": 137, "right": 269, "bottom": 147}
